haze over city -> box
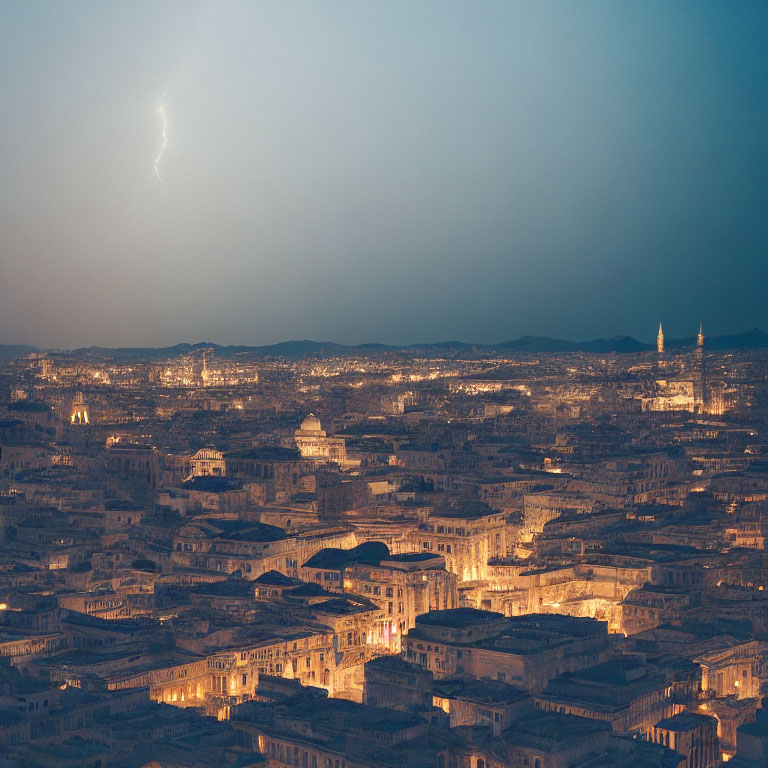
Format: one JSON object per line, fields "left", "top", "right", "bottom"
{"left": 1, "top": 0, "right": 766, "bottom": 348}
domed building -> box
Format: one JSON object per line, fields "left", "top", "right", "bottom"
{"left": 295, "top": 413, "right": 326, "bottom": 438}
{"left": 294, "top": 413, "right": 346, "bottom": 464}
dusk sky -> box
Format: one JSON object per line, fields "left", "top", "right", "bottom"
{"left": 1, "top": 0, "right": 766, "bottom": 349}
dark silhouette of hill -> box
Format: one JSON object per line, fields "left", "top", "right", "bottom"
{"left": 1, "top": 329, "right": 765, "bottom": 361}
{"left": 0, "top": 344, "right": 38, "bottom": 363}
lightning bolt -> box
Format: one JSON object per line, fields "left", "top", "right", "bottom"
{"left": 153, "top": 100, "right": 168, "bottom": 182}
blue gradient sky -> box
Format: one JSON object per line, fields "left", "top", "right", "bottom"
{"left": 0, "top": 0, "right": 766, "bottom": 348}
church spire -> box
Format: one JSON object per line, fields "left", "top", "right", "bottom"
{"left": 657, "top": 323, "right": 664, "bottom": 354}
{"left": 697, "top": 322, "right": 704, "bottom": 348}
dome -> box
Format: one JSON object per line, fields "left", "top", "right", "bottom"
{"left": 299, "top": 413, "right": 323, "bottom": 433}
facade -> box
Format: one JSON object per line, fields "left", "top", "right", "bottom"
{"left": 294, "top": 413, "right": 347, "bottom": 464}
{"left": 344, "top": 553, "right": 458, "bottom": 650}
{"left": 410, "top": 501, "right": 509, "bottom": 582}
{"left": 695, "top": 640, "right": 762, "bottom": 700}
{"left": 649, "top": 711, "right": 719, "bottom": 768}
{"left": 535, "top": 659, "right": 687, "bottom": 736}
{"left": 402, "top": 610, "right": 611, "bottom": 692}
{"left": 189, "top": 447, "right": 226, "bottom": 478}
{"left": 69, "top": 391, "right": 89, "bottom": 425}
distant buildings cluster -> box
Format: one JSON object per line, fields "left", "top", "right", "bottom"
{"left": 0, "top": 331, "right": 767, "bottom": 766}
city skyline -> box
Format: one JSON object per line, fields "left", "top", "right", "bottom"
{"left": 2, "top": 322, "right": 766, "bottom": 356}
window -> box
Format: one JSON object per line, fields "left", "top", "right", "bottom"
{"left": 386, "top": 587, "right": 393, "bottom": 598}
{"left": 242, "top": 673, "right": 248, "bottom": 685}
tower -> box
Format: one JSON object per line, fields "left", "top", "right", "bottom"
{"left": 657, "top": 323, "right": 664, "bottom": 354}
{"left": 695, "top": 322, "right": 707, "bottom": 412}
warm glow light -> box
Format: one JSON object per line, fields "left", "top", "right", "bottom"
{"left": 0, "top": 603, "right": 7, "bottom": 610}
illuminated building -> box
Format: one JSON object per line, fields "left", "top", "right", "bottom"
{"left": 189, "top": 447, "right": 226, "bottom": 478}
{"left": 69, "top": 391, "right": 89, "bottom": 424}
{"left": 649, "top": 711, "right": 719, "bottom": 768}
{"left": 536, "top": 659, "right": 689, "bottom": 736}
{"left": 402, "top": 610, "right": 611, "bottom": 691}
{"left": 293, "top": 413, "right": 347, "bottom": 465}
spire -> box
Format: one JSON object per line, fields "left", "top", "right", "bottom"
{"left": 697, "top": 322, "right": 704, "bottom": 348}
{"left": 657, "top": 323, "right": 664, "bottom": 354}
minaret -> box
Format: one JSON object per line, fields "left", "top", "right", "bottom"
{"left": 657, "top": 323, "right": 664, "bottom": 354}
{"left": 695, "top": 322, "right": 707, "bottom": 412}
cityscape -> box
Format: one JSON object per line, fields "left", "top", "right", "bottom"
{"left": 1, "top": 1, "right": 767, "bottom": 767}
{"left": 0, "top": 327, "right": 767, "bottom": 767}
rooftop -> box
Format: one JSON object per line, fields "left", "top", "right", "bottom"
{"left": 654, "top": 710, "right": 718, "bottom": 732}
{"left": 416, "top": 607, "right": 504, "bottom": 628}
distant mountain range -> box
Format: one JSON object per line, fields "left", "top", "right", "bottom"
{"left": 1, "top": 329, "right": 766, "bottom": 362}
